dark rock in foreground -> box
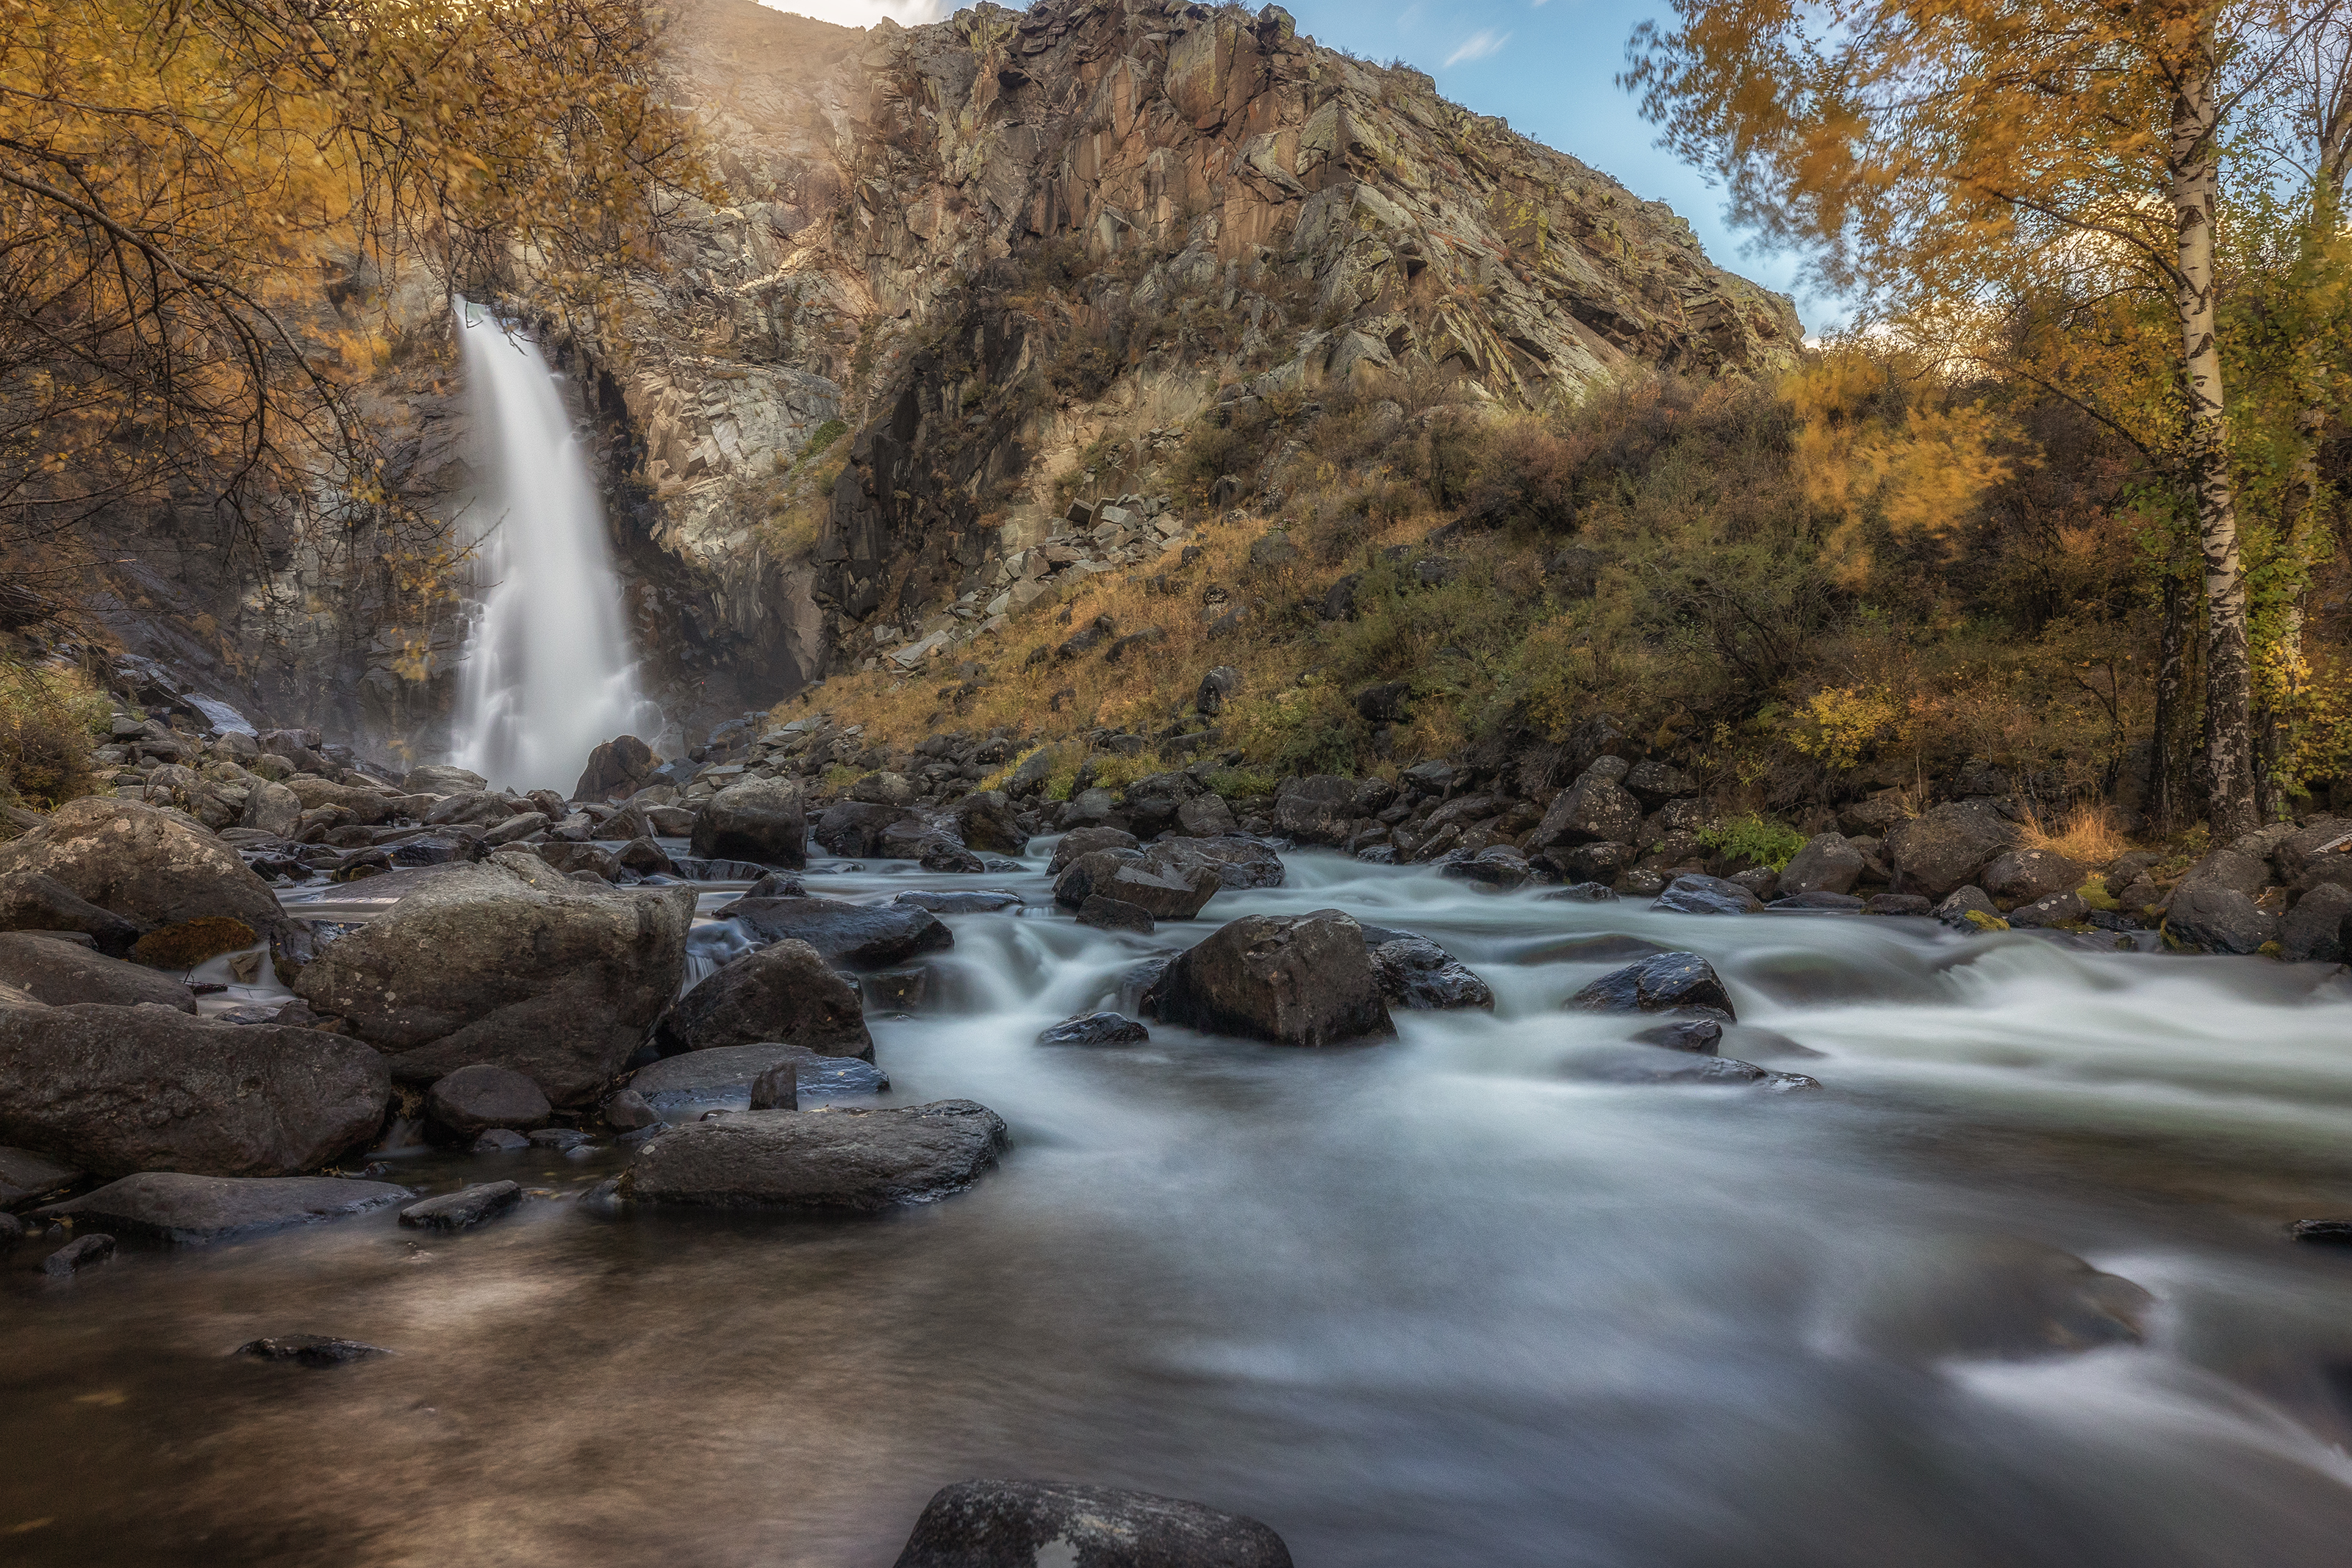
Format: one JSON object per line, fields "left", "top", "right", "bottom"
{"left": 1039, "top": 1013, "right": 1150, "bottom": 1046}
{"left": 656, "top": 938, "right": 873, "bottom": 1060}
{"left": 399, "top": 1181, "right": 522, "bottom": 1230}
{"left": 0, "top": 1004, "right": 390, "bottom": 1178}
{"left": 0, "top": 1144, "right": 82, "bottom": 1208}
{"left": 1566, "top": 952, "right": 1736, "bottom": 1020}
{"left": 892, "top": 1480, "right": 1292, "bottom": 1568}
{"left": 1361, "top": 931, "right": 1494, "bottom": 1010}
{"left": 37, "top": 1172, "right": 411, "bottom": 1242}
{"left": 237, "top": 1335, "right": 390, "bottom": 1367}
{"left": 426, "top": 1064, "right": 552, "bottom": 1139}
{"left": 630, "top": 1042, "right": 889, "bottom": 1108}
{"left": 2288, "top": 1217, "right": 2352, "bottom": 1245}
{"left": 44, "top": 1233, "right": 115, "bottom": 1276}
{"left": 0, "top": 798, "right": 285, "bottom": 941}
{"left": 1143, "top": 910, "right": 1394, "bottom": 1047}
{"left": 618, "top": 1101, "right": 1008, "bottom": 1212}
{"left": 472, "top": 1129, "right": 529, "bottom": 1153}
{"left": 0, "top": 870, "right": 147, "bottom": 955}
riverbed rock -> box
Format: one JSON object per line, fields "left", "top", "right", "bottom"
{"left": 617, "top": 1100, "right": 1008, "bottom": 1212}
{"left": 655, "top": 939, "right": 874, "bottom": 1060}
{"left": 1141, "top": 910, "right": 1395, "bottom": 1047}
{"left": 689, "top": 776, "right": 808, "bottom": 868}
{"left": 471, "top": 1129, "right": 529, "bottom": 1153}
{"left": 1038, "top": 1013, "right": 1150, "bottom": 1046}
{"left": 1981, "top": 848, "right": 2087, "bottom": 910}
{"left": 0, "top": 1145, "right": 82, "bottom": 1207}
{"left": 403, "top": 764, "right": 488, "bottom": 795}
{"left": 630, "top": 1042, "right": 889, "bottom": 1110}
{"left": 1055, "top": 850, "right": 1222, "bottom": 920}
{"left": 1845, "top": 1237, "right": 2153, "bottom": 1364}
{"left": 575, "top": 736, "right": 660, "bottom": 802}
{"left": 1566, "top": 952, "right": 1736, "bottom": 1019}
{"left": 1883, "top": 802, "right": 2013, "bottom": 899}
{"left": 0, "top": 871, "right": 148, "bottom": 955}
{"left": 1530, "top": 763, "right": 1644, "bottom": 849}
{"left": 0, "top": 1003, "right": 389, "bottom": 1177}
{"left": 718, "top": 893, "right": 953, "bottom": 968}
{"left": 947, "top": 791, "right": 1027, "bottom": 855}
{"left": 44, "top": 1233, "right": 115, "bottom": 1276}
{"left": 1563, "top": 1045, "right": 1815, "bottom": 1090}
{"left": 1777, "top": 833, "right": 1866, "bottom": 897}
{"left": 1149, "top": 835, "right": 1286, "bottom": 891}
{"left": 37, "top": 1172, "right": 410, "bottom": 1243}
{"left": 2006, "top": 891, "right": 2089, "bottom": 929}
{"left": 814, "top": 800, "right": 923, "bottom": 858}
{"left": 1272, "top": 775, "right": 1394, "bottom": 845}
{"left": 891, "top": 890, "right": 1025, "bottom": 913}
{"left": 2162, "top": 880, "right": 2278, "bottom": 956}
{"left": 0, "top": 798, "right": 286, "bottom": 941}
{"left": 1633, "top": 1017, "right": 1724, "bottom": 1054}
{"left": 891, "top": 1481, "right": 1293, "bottom": 1568}
{"left": 2279, "top": 882, "right": 2352, "bottom": 964}
{"left": 425, "top": 1064, "right": 552, "bottom": 1139}
{"left": 1652, "top": 874, "right": 1766, "bottom": 915}
{"left": 1362, "top": 932, "right": 1494, "bottom": 1010}
{"left": 1079, "top": 894, "right": 1156, "bottom": 933}
{"left": 0, "top": 932, "right": 196, "bottom": 1011}
{"left": 1048, "top": 824, "right": 1142, "bottom": 873}
{"left": 399, "top": 1181, "right": 522, "bottom": 1230}
{"left": 289, "top": 857, "right": 695, "bottom": 1104}
{"left": 237, "top": 1335, "right": 391, "bottom": 1367}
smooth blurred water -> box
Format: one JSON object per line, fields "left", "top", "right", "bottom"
{"left": 11, "top": 847, "right": 2352, "bottom": 1566}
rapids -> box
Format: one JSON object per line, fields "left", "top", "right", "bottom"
{"left": 9, "top": 846, "right": 2352, "bottom": 1566}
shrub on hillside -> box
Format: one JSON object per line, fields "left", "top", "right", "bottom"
{"left": 0, "top": 661, "right": 109, "bottom": 813}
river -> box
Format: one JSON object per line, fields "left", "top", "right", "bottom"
{"left": 8, "top": 845, "right": 2352, "bottom": 1565}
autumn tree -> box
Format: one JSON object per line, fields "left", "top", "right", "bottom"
{"left": 0, "top": 0, "right": 699, "bottom": 626}
{"left": 1627, "top": 0, "right": 2342, "bottom": 838}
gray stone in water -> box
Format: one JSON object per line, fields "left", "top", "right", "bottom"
{"left": 237, "top": 1335, "right": 390, "bottom": 1367}
{"left": 0, "top": 1144, "right": 83, "bottom": 1208}
{"left": 1142, "top": 910, "right": 1394, "bottom": 1048}
{"left": 0, "top": 932, "right": 196, "bottom": 1011}
{"left": 1360, "top": 931, "right": 1493, "bottom": 1011}
{"left": 1864, "top": 893, "right": 1933, "bottom": 917}
{"left": 1566, "top": 952, "right": 1736, "bottom": 1019}
{"left": 44, "top": 1233, "right": 115, "bottom": 1276}
{"left": 399, "top": 1181, "right": 522, "bottom": 1230}
{"left": 471, "top": 1129, "right": 529, "bottom": 1153}
{"left": 1049, "top": 826, "right": 1141, "bottom": 874}
{"left": 36, "top": 1173, "right": 411, "bottom": 1243}
{"left": 1037, "top": 1012, "right": 1150, "bottom": 1046}
{"left": 891, "top": 890, "right": 1024, "bottom": 913}
{"left": 527, "top": 1127, "right": 588, "bottom": 1151}
{"left": 1079, "top": 894, "right": 1155, "bottom": 933}
{"left": 603, "top": 1087, "right": 662, "bottom": 1132}
{"left": 1632, "top": 1017, "right": 1724, "bottom": 1054}
{"left": 618, "top": 1100, "right": 1008, "bottom": 1212}
{"left": 1538, "top": 882, "right": 1619, "bottom": 902}
{"left": 426, "top": 1063, "right": 552, "bottom": 1138}
{"left": 629, "top": 1042, "right": 888, "bottom": 1110}
{"left": 718, "top": 895, "right": 953, "bottom": 969}
{"left": 891, "top": 1480, "right": 1293, "bottom": 1568}
{"left": 656, "top": 938, "right": 872, "bottom": 1060}
{"left": 1652, "top": 874, "right": 1767, "bottom": 916}
{"left": 1564, "top": 1045, "right": 1816, "bottom": 1091}
{"left": 2288, "top": 1218, "right": 2352, "bottom": 1245}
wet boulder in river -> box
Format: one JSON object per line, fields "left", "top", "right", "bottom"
{"left": 892, "top": 890, "right": 1023, "bottom": 914}
{"left": 290, "top": 855, "right": 694, "bottom": 1104}
{"left": 1142, "top": 909, "right": 1395, "bottom": 1047}
{"left": 1049, "top": 824, "right": 1141, "bottom": 874}
{"left": 947, "top": 790, "right": 1027, "bottom": 855}
{"left": 425, "top": 1064, "right": 552, "bottom": 1139}
{"left": 2162, "top": 880, "right": 2278, "bottom": 956}
{"left": 1055, "top": 849, "right": 1222, "bottom": 920}
{"left": 1038, "top": 1012, "right": 1150, "bottom": 1046}
{"left": 653, "top": 938, "right": 874, "bottom": 1060}
{"left": 814, "top": 800, "right": 922, "bottom": 858}
{"left": 1152, "top": 835, "right": 1286, "bottom": 891}
{"left": 36, "top": 1172, "right": 410, "bottom": 1243}
{"left": 718, "top": 892, "right": 953, "bottom": 968}
{"left": 0, "top": 798, "right": 286, "bottom": 942}
{"left": 617, "top": 1100, "right": 1008, "bottom": 1211}
{"left": 689, "top": 776, "right": 807, "bottom": 868}
{"left": 2278, "top": 882, "right": 2352, "bottom": 963}
{"left": 1566, "top": 951, "right": 1736, "bottom": 1020}
{"left": 1530, "top": 762, "right": 1643, "bottom": 850}
{"left": 0, "top": 932, "right": 196, "bottom": 1011}
{"left": 630, "top": 1041, "right": 888, "bottom": 1111}
{"left": 892, "top": 1480, "right": 1293, "bottom": 1568}
{"left": 0, "top": 1003, "right": 389, "bottom": 1177}
{"left": 1652, "top": 874, "right": 1766, "bottom": 916}
{"left": 1882, "top": 801, "right": 2013, "bottom": 899}
{"left": 1359, "top": 929, "right": 1494, "bottom": 1010}
{"left": 400, "top": 1181, "right": 523, "bottom": 1231}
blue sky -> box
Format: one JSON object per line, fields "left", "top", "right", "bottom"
{"left": 767, "top": 1, "right": 1829, "bottom": 332}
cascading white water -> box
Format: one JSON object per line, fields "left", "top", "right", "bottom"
{"left": 448, "top": 299, "right": 657, "bottom": 793}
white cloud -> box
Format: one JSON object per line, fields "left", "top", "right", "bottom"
{"left": 1444, "top": 29, "right": 1510, "bottom": 66}
{"left": 758, "top": 0, "right": 944, "bottom": 26}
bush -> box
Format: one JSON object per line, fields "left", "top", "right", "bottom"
{"left": 0, "top": 661, "right": 109, "bottom": 812}
{"left": 1698, "top": 812, "right": 1809, "bottom": 871}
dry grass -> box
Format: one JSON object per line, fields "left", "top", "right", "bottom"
{"left": 2017, "top": 801, "right": 2131, "bottom": 868}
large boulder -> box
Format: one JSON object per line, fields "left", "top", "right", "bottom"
{"left": 1272, "top": 775, "right": 1392, "bottom": 845}
{"left": 0, "top": 932, "right": 196, "bottom": 1011}
{"left": 403, "top": 764, "right": 488, "bottom": 795}
{"left": 1049, "top": 825, "right": 1143, "bottom": 873}
{"left": 575, "top": 736, "right": 660, "bottom": 802}
{"left": 1363, "top": 931, "right": 1494, "bottom": 1010}
{"left": 1883, "top": 802, "right": 2013, "bottom": 899}
{"left": 1142, "top": 910, "right": 1394, "bottom": 1047}
{"left": 617, "top": 1101, "right": 1008, "bottom": 1211}
{"left": 0, "top": 798, "right": 285, "bottom": 939}
{"left": 0, "top": 1003, "right": 389, "bottom": 1177}
{"left": 2280, "top": 882, "right": 2352, "bottom": 964}
{"left": 1566, "top": 952, "right": 1737, "bottom": 1018}
{"left": 2162, "top": 880, "right": 2277, "bottom": 955}
{"left": 690, "top": 777, "right": 808, "bottom": 868}
{"left": 1981, "top": 848, "right": 2087, "bottom": 910}
{"left": 289, "top": 855, "right": 695, "bottom": 1104}
{"left": 813, "top": 800, "right": 923, "bottom": 858}
{"left": 284, "top": 776, "right": 395, "bottom": 826}
{"left": 0, "top": 870, "right": 147, "bottom": 955}
{"left": 1531, "top": 762, "right": 1644, "bottom": 849}
{"left": 1054, "top": 849, "right": 1222, "bottom": 920}
{"left": 1152, "top": 835, "right": 1286, "bottom": 890}
{"left": 892, "top": 1481, "right": 1292, "bottom": 1568}
{"left": 36, "top": 1172, "right": 410, "bottom": 1243}
{"left": 0, "top": 1145, "right": 82, "bottom": 1207}
{"left": 1777, "top": 833, "right": 1866, "bottom": 898}
{"left": 1652, "top": 874, "right": 1766, "bottom": 915}
{"left": 948, "top": 791, "right": 1028, "bottom": 855}
{"left": 240, "top": 780, "right": 302, "bottom": 836}
{"left": 719, "top": 893, "right": 953, "bottom": 968}
{"left": 654, "top": 938, "right": 874, "bottom": 1060}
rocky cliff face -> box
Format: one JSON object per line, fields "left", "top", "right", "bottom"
{"left": 607, "top": 0, "right": 1801, "bottom": 688}
{"left": 51, "top": 0, "right": 1797, "bottom": 761}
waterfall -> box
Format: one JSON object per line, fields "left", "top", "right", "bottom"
{"left": 448, "top": 299, "right": 658, "bottom": 794}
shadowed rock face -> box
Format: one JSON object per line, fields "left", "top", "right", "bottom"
{"left": 891, "top": 1479, "right": 1294, "bottom": 1568}
{"left": 654, "top": 938, "right": 875, "bottom": 1060}
{"left": 1143, "top": 908, "right": 1394, "bottom": 1047}
{"left": 0, "top": 1005, "right": 390, "bottom": 1179}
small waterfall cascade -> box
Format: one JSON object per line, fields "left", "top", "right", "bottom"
{"left": 448, "top": 299, "right": 657, "bottom": 792}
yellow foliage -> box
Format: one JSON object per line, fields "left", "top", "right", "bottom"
{"left": 0, "top": 661, "right": 110, "bottom": 812}
{"left": 1790, "top": 683, "right": 1904, "bottom": 769}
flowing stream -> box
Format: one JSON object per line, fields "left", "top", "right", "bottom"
{"left": 10, "top": 851, "right": 2352, "bottom": 1565}
{"left": 448, "top": 303, "right": 656, "bottom": 794}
